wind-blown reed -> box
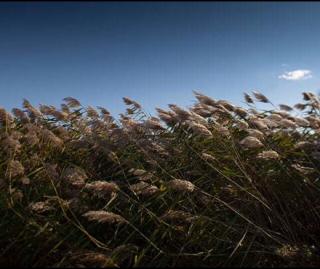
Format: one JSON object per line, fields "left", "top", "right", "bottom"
{"left": 0, "top": 91, "right": 320, "bottom": 267}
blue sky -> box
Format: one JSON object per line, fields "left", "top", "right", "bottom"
{"left": 1, "top": 2, "right": 320, "bottom": 116}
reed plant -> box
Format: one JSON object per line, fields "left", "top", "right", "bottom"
{"left": 0, "top": 91, "right": 320, "bottom": 267}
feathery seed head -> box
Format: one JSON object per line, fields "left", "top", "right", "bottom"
{"left": 161, "top": 210, "right": 195, "bottom": 224}
{"left": 51, "top": 110, "right": 68, "bottom": 121}
{"left": 145, "top": 118, "right": 165, "bottom": 130}
{"left": 166, "top": 179, "right": 195, "bottom": 193}
{"left": 216, "top": 100, "right": 235, "bottom": 111}
{"left": 60, "top": 103, "right": 70, "bottom": 114}
{"left": 306, "top": 116, "right": 320, "bottom": 129}
{"left": 240, "top": 136, "right": 264, "bottom": 148}
{"left": 279, "top": 119, "right": 298, "bottom": 129}
{"left": 69, "top": 251, "right": 114, "bottom": 267}
{"left": 63, "top": 167, "right": 88, "bottom": 187}
{"left": 29, "top": 201, "right": 53, "bottom": 214}
{"left": 262, "top": 118, "right": 278, "bottom": 128}
{"left": 244, "top": 93, "right": 254, "bottom": 104}
{"left": 234, "top": 107, "right": 248, "bottom": 117}
{"left": 129, "top": 168, "right": 147, "bottom": 177}
{"left": 257, "top": 150, "right": 280, "bottom": 160}
{"left": 302, "top": 92, "right": 315, "bottom": 101}
{"left": 236, "top": 120, "right": 249, "bottom": 130}
{"left": 23, "top": 99, "right": 42, "bottom": 118}
{"left": 276, "top": 245, "right": 300, "bottom": 259}
{"left": 279, "top": 104, "right": 293, "bottom": 112}
{"left": 294, "top": 117, "right": 310, "bottom": 127}
{"left": 250, "top": 118, "right": 269, "bottom": 130}
{"left": 291, "top": 164, "right": 314, "bottom": 175}
{"left": 252, "top": 91, "right": 270, "bottom": 103}
{"left": 0, "top": 108, "right": 13, "bottom": 126}
{"left": 63, "top": 97, "right": 81, "bottom": 107}
{"left": 267, "top": 114, "right": 283, "bottom": 122}
{"left": 97, "top": 106, "right": 110, "bottom": 116}
{"left": 276, "top": 111, "right": 290, "bottom": 118}
{"left": 83, "top": 210, "right": 127, "bottom": 224}
{"left": 189, "top": 122, "right": 212, "bottom": 137}
{"left": 168, "top": 104, "right": 191, "bottom": 121}
{"left": 123, "top": 97, "right": 141, "bottom": 109}
{"left": 201, "top": 152, "right": 216, "bottom": 162}
{"left": 85, "top": 181, "right": 119, "bottom": 197}
{"left": 130, "top": 182, "right": 159, "bottom": 196}
{"left": 41, "top": 129, "right": 64, "bottom": 147}
{"left": 294, "top": 103, "right": 307, "bottom": 110}
{"left": 193, "top": 90, "right": 216, "bottom": 106}
{"left": 39, "top": 105, "right": 56, "bottom": 115}
{"left": 12, "top": 108, "right": 29, "bottom": 122}
{"left": 190, "top": 111, "right": 207, "bottom": 125}
{"left": 86, "top": 106, "right": 99, "bottom": 118}
{"left": 246, "top": 129, "right": 264, "bottom": 140}
{"left": 214, "top": 125, "right": 230, "bottom": 137}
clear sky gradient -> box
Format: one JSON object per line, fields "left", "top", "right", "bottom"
{"left": 1, "top": 2, "right": 320, "bottom": 116}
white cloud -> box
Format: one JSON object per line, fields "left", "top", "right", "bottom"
{"left": 278, "top": 69, "right": 312, "bottom": 80}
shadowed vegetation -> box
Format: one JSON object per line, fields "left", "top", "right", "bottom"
{"left": 0, "top": 91, "right": 320, "bottom": 267}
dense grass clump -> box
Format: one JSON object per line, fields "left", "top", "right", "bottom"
{"left": 1, "top": 91, "right": 320, "bottom": 267}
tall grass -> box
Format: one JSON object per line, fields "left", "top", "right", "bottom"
{"left": 0, "top": 91, "right": 320, "bottom": 267}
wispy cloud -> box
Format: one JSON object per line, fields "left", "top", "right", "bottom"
{"left": 278, "top": 69, "right": 312, "bottom": 81}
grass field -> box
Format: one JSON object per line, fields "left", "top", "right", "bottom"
{"left": 0, "top": 90, "right": 320, "bottom": 267}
